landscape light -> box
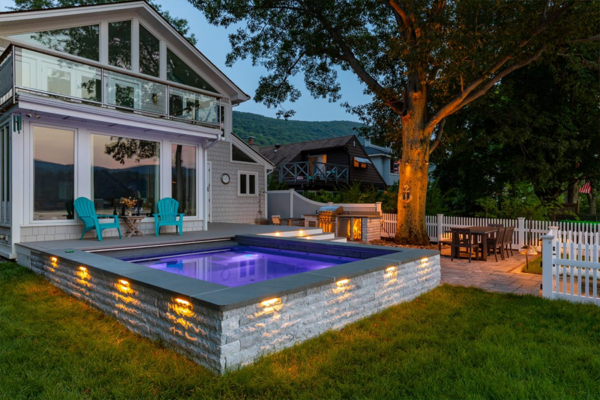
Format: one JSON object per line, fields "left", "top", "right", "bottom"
{"left": 336, "top": 279, "right": 349, "bottom": 286}
{"left": 175, "top": 298, "right": 190, "bottom": 306}
{"left": 261, "top": 298, "right": 279, "bottom": 307}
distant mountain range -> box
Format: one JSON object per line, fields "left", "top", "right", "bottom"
{"left": 232, "top": 111, "right": 363, "bottom": 146}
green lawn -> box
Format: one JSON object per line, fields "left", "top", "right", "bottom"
{"left": 1, "top": 261, "right": 599, "bottom": 400}
{"left": 521, "top": 256, "right": 542, "bottom": 275}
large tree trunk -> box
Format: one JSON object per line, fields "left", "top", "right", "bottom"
{"left": 395, "top": 84, "right": 430, "bottom": 245}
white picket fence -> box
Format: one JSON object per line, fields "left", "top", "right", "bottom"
{"left": 382, "top": 214, "right": 600, "bottom": 249}
{"left": 542, "top": 234, "right": 600, "bottom": 305}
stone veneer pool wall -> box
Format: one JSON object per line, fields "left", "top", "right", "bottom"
{"left": 21, "top": 236, "right": 440, "bottom": 374}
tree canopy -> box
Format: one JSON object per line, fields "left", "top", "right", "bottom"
{"left": 193, "top": 0, "right": 598, "bottom": 244}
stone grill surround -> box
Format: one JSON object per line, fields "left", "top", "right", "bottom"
{"left": 24, "top": 238, "right": 439, "bottom": 374}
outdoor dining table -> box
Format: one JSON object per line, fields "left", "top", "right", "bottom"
{"left": 462, "top": 226, "right": 498, "bottom": 261}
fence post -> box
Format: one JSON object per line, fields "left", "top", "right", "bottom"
{"left": 517, "top": 217, "right": 526, "bottom": 248}
{"left": 437, "top": 214, "right": 444, "bottom": 242}
{"left": 541, "top": 234, "right": 554, "bottom": 299}
{"left": 375, "top": 202, "right": 382, "bottom": 215}
{"left": 289, "top": 189, "right": 294, "bottom": 218}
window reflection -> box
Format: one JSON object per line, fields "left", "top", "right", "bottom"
{"left": 33, "top": 126, "right": 74, "bottom": 220}
{"left": 9, "top": 25, "right": 100, "bottom": 61}
{"left": 109, "top": 21, "right": 132, "bottom": 70}
{"left": 92, "top": 135, "right": 160, "bottom": 216}
{"left": 167, "top": 48, "right": 217, "bottom": 93}
{"left": 171, "top": 144, "right": 196, "bottom": 216}
{"left": 139, "top": 24, "right": 160, "bottom": 77}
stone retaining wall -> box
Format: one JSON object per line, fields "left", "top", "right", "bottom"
{"left": 27, "top": 247, "right": 440, "bottom": 374}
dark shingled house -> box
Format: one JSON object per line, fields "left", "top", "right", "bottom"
{"left": 259, "top": 135, "right": 386, "bottom": 190}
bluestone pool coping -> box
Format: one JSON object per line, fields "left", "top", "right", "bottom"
{"left": 17, "top": 235, "right": 438, "bottom": 311}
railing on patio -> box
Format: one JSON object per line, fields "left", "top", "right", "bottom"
{"left": 279, "top": 161, "right": 349, "bottom": 185}
{"left": 541, "top": 234, "right": 600, "bottom": 305}
{"left": 0, "top": 44, "right": 221, "bottom": 128}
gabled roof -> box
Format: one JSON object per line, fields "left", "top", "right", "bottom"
{"left": 259, "top": 135, "right": 355, "bottom": 165}
{"left": 0, "top": 0, "right": 250, "bottom": 104}
{"left": 231, "top": 133, "right": 275, "bottom": 167}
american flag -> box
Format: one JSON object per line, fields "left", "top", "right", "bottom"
{"left": 579, "top": 181, "right": 592, "bottom": 194}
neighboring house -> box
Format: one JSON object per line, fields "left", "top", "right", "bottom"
{"left": 358, "top": 138, "right": 399, "bottom": 186}
{"left": 259, "top": 135, "right": 387, "bottom": 191}
{"left": 0, "top": 1, "right": 269, "bottom": 258}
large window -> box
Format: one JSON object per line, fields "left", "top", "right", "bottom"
{"left": 33, "top": 126, "right": 74, "bottom": 220}
{"left": 9, "top": 25, "right": 100, "bottom": 61}
{"left": 109, "top": 21, "right": 132, "bottom": 70}
{"left": 92, "top": 135, "right": 160, "bottom": 216}
{"left": 239, "top": 172, "right": 257, "bottom": 196}
{"left": 139, "top": 24, "right": 160, "bottom": 77}
{"left": 171, "top": 144, "right": 196, "bottom": 216}
{"left": 167, "top": 49, "right": 217, "bottom": 93}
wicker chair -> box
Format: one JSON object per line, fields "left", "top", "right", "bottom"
{"left": 450, "top": 228, "right": 482, "bottom": 263}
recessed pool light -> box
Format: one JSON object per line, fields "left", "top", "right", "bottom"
{"left": 119, "top": 279, "right": 129, "bottom": 286}
{"left": 79, "top": 266, "right": 87, "bottom": 272}
{"left": 421, "top": 258, "right": 429, "bottom": 264}
{"left": 386, "top": 266, "right": 396, "bottom": 273}
{"left": 50, "top": 257, "right": 58, "bottom": 263}
{"left": 336, "top": 279, "right": 349, "bottom": 286}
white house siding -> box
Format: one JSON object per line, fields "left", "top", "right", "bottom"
{"left": 207, "top": 141, "right": 266, "bottom": 224}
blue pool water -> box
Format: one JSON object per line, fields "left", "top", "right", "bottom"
{"left": 129, "top": 246, "right": 359, "bottom": 287}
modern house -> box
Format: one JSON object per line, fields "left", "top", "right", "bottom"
{"left": 0, "top": 1, "right": 272, "bottom": 258}
{"left": 259, "top": 135, "right": 387, "bottom": 191}
{"left": 359, "top": 138, "right": 399, "bottom": 186}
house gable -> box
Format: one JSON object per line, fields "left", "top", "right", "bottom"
{"left": 0, "top": 1, "right": 249, "bottom": 103}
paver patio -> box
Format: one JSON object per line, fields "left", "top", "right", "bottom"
{"left": 439, "top": 247, "right": 542, "bottom": 296}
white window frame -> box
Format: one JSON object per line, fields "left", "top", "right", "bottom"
{"left": 29, "top": 123, "right": 78, "bottom": 225}
{"left": 238, "top": 171, "right": 258, "bottom": 197}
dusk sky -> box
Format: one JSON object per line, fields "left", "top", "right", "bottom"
{"left": 0, "top": 0, "right": 370, "bottom": 122}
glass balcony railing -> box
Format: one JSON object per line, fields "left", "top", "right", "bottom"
{"left": 0, "top": 45, "right": 221, "bottom": 128}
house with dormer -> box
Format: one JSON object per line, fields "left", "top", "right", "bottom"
{"left": 0, "top": 1, "right": 273, "bottom": 258}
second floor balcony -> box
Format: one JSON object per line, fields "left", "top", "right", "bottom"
{"left": 279, "top": 161, "right": 349, "bottom": 185}
{"left": 0, "top": 45, "right": 221, "bottom": 128}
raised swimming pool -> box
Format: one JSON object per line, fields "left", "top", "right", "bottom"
{"left": 127, "top": 246, "right": 359, "bottom": 287}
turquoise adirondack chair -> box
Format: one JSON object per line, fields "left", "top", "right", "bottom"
{"left": 153, "top": 198, "right": 184, "bottom": 236}
{"left": 74, "top": 197, "right": 122, "bottom": 241}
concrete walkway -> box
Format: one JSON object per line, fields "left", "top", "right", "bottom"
{"left": 440, "top": 248, "right": 542, "bottom": 296}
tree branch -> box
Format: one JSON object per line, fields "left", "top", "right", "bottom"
{"left": 429, "top": 118, "right": 446, "bottom": 154}
{"left": 453, "top": 47, "right": 546, "bottom": 112}
{"left": 424, "top": 1, "right": 574, "bottom": 135}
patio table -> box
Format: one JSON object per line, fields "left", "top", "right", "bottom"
{"left": 119, "top": 216, "right": 145, "bottom": 237}
{"left": 462, "top": 226, "right": 498, "bottom": 261}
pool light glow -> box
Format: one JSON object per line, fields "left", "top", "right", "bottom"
{"left": 336, "top": 279, "right": 349, "bottom": 286}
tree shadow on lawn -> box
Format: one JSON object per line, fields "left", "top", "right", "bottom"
{"left": 0, "top": 262, "right": 598, "bottom": 400}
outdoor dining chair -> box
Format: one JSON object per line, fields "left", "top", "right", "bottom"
{"left": 450, "top": 228, "right": 482, "bottom": 263}
{"left": 271, "top": 215, "right": 282, "bottom": 225}
{"left": 486, "top": 227, "right": 506, "bottom": 262}
{"left": 73, "top": 197, "right": 122, "bottom": 242}
{"left": 503, "top": 226, "right": 516, "bottom": 258}
{"left": 154, "top": 198, "right": 184, "bottom": 236}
